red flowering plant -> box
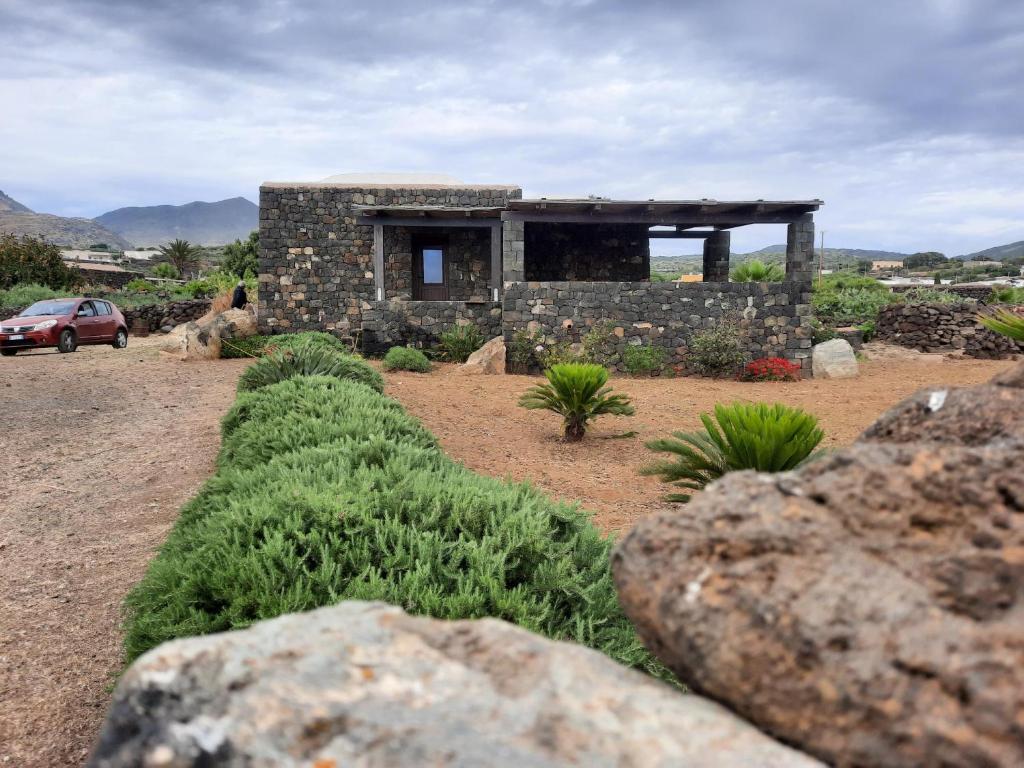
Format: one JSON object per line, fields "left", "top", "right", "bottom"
{"left": 739, "top": 356, "right": 801, "bottom": 382}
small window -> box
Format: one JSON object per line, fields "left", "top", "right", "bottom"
{"left": 94, "top": 301, "right": 111, "bottom": 316}
{"left": 77, "top": 302, "right": 96, "bottom": 317}
{"left": 422, "top": 248, "right": 444, "bottom": 284}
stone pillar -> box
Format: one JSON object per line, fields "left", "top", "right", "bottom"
{"left": 702, "top": 231, "right": 730, "bottom": 282}
{"left": 785, "top": 214, "right": 815, "bottom": 283}
{"left": 502, "top": 219, "right": 525, "bottom": 283}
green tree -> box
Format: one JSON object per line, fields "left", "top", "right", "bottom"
{"left": 904, "top": 251, "right": 947, "bottom": 269}
{"left": 0, "top": 233, "right": 80, "bottom": 290}
{"left": 223, "top": 230, "right": 259, "bottom": 278}
{"left": 158, "top": 239, "right": 200, "bottom": 277}
{"left": 519, "top": 363, "right": 634, "bottom": 441}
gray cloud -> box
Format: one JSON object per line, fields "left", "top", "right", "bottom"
{"left": 1, "top": 0, "right": 1022, "bottom": 254}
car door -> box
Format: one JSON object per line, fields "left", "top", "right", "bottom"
{"left": 92, "top": 300, "right": 116, "bottom": 340}
{"left": 75, "top": 300, "right": 99, "bottom": 340}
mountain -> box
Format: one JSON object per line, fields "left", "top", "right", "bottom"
{"left": 651, "top": 245, "right": 912, "bottom": 274}
{"left": 955, "top": 241, "right": 1024, "bottom": 262}
{"left": 0, "top": 189, "right": 33, "bottom": 213}
{"left": 95, "top": 197, "right": 258, "bottom": 246}
{"left": 0, "top": 189, "right": 132, "bottom": 249}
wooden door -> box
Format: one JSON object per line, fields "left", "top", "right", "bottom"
{"left": 413, "top": 238, "right": 448, "bottom": 300}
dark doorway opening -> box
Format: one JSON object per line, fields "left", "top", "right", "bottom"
{"left": 412, "top": 235, "right": 449, "bottom": 300}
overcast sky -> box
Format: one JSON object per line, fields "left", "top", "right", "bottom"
{"left": 1, "top": 0, "right": 1022, "bottom": 254}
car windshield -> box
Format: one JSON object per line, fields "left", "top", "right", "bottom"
{"left": 21, "top": 300, "right": 77, "bottom": 317}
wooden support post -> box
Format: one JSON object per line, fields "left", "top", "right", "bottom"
{"left": 490, "top": 222, "right": 502, "bottom": 301}
{"left": 373, "top": 224, "right": 384, "bottom": 301}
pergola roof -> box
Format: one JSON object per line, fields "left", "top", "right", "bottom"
{"left": 353, "top": 204, "right": 504, "bottom": 220}
{"left": 504, "top": 198, "right": 822, "bottom": 227}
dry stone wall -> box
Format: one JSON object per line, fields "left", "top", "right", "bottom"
{"left": 875, "top": 302, "right": 1023, "bottom": 358}
{"left": 360, "top": 300, "right": 501, "bottom": 354}
{"left": 523, "top": 222, "right": 649, "bottom": 281}
{"left": 123, "top": 299, "right": 211, "bottom": 333}
{"left": 258, "top": 184, "right": 519, "bottom": 335}
{"left": 502, "top": 280, "right": 814, "bottom": 371}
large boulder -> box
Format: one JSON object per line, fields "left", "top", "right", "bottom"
{"left": 159, "top": 308, "right": 256, "bottom": 360}
{"left": 89, "top": 602, "right": 823, "bottom": 768}
{"left": 613, "top": 365, "right": 1024, "bottom": 768}
{"left": 811, "top": 338, "right": 858, "bottom": 379}
{"left": 455, "top": 335, "right": 506, "bottom": 375}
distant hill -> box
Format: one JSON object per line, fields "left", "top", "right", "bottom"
{"left": 0, "top": 189, "right": 33, "bottom": 213}
{"left": 0, "top": 189, "right": 131, "bottom": 248}
{"left": 955, "top": 241, "right": 1024, "bottom": 262}
{"left": 95, "top": 197, "right": 258, "bottom": 246}
{"left": 651, "top": 244, "right": 912, "bottom": 274}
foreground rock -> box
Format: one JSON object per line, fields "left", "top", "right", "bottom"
{"left": 90, "top": 602, "right": 823, "bottom": 768}
{"left": 160, "top": 308, "right": 256, "bottom": 361}
{"left": 811, "top": 337, "right": 858, "bottom": 378}
{"left": 456, "top": 335, "right": 506, "bottom": 374}
{"left": 614, "top": 365, "right": 1024, "bottom": 768}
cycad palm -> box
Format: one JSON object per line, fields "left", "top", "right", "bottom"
{"left": 642, "top": 402, "right": 824, "bottom": 501}
{"left": 519, "top": 363, "right": 634, "bottom": 441}
{"left": 730, "top": 259, "right": 785, "bottom": 283}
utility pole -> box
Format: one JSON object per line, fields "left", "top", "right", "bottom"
{"left": 818, "top": 230, "right": 825, "bottom": 287}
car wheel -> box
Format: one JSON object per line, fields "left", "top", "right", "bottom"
{"left": 1, "top": 349, "right": 16, "bottom": 357}
{"left": 58, "top": 329, "right": 77, "bottom": 353}
{"left": 112, "top": 328, "right": 128, "bottom": 349}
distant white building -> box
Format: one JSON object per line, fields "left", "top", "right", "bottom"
{"left": 61, "top": 249, "right": 117, "bottom": 264}
{"left": 123, "top": 250, "right": 160, "bottom": 261}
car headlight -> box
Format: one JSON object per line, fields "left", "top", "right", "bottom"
{"left": 33, "top": 319, "right": 58, "bottom": 330}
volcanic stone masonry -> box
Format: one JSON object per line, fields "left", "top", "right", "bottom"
{"left": 875, "top": 301, "right": 1024, "bottom": 359}
{"left": 258, "top": 184, "right": 520, "bottom": 336}
{"left": 502, "top": 280, "right": 815, "bottom": 371}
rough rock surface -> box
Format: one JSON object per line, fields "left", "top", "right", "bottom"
{"left": 160, "top": 308, "right": 256, "bottom": 360}
{"left": 613, "top": 364, "right": 1024, "bottom": 768}
{"left": 89, "top": 602, "right": 824, "bottom": 768}
{"left": 457, "top": 335, "right": 506, "bottom": 374}
{"left": 811, "top": 337, "right": 858, "bottom": 378}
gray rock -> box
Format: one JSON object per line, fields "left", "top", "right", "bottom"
{"left": 89, "top": 602, "right": 824, "bottom": 768}
{"left": 811, "top": 338, "right": 858, "bottom": 378}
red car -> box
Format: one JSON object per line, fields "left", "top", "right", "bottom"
{"left": 0, "top": 297, "right": 129, "bottom": 356}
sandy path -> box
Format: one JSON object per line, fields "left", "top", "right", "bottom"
{"left": 386, "top": 345, "right": 1017, "bottom": 534}
{"left": 0, "top": 337, "right": 248, "bottom": 766}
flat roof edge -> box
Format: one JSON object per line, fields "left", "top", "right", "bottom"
{"left": 261, "top": 182, "right": 521, "bottom": 191}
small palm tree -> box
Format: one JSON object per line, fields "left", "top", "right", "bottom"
{"left": 979, "top": 309, "right": 1024, "bottom": 341}
{"left": 730, "top": 259, "right": 785, "bottom": 282}
{"left": 519, "top": 363, "right": 634, "bottom": 441}
{"left": 642, "top": 402, "right": 824, "bottom": 501}
{"left": 158, "top": 239, "right": 200, "bottom": 277}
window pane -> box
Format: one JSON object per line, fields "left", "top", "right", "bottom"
{"left": 422, "top": 248, "right": 444, "bottom": 284}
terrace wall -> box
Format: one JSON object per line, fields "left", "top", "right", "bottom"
{"left": 875, "top": 302, "right": 1024, "bottom": 359}
{"left": 502, "top": 280, "right": 814, "bottom": 371}
{"left": 359, "top": 299, "right": 502, "bottom": 354}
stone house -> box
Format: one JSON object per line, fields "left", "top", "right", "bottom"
{"left": 258, "top": 180, "right": 821, "bottom": 369}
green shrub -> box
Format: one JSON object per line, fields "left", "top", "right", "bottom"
{"left": 687, "top": 322, "right": 747, "bottom": 377}
{"left": 177, "top": 278, "right": 218, "bottom": 299}
{"left": 151, "top": 263, "right": 180, "bottom": 280}
{"left": 579, "top": 321, "right": 619, "bottom": 366}
{"left": 899, "top": 287, "right": 962, "bottom": 305}
{"left": 988, "top": 286, "right": 1024, "bottom": 305}
{"left": 810, "top": 318, "right": 836, "bottom": 345}
{"left": 0, "top": 234, "right": 80, "bottom": 291}
{"left": 642, "top": 402, "right": 824, "bottom": 502}
{"left": 519, "top": 363, "right": 634, "bottom": 441}
{"left": 508, "top": 329, "right": 542, "bottom": 374}
{"left": 812, "top": 287, "right": 894, "bottom": 325}
{"left": 622, "top": 344, "right": 666, "bottom": 376}
{"left": 534, "top": 338, "right": 577, "bottom": 369}
{"left": 730, "top": 259, "right": 785, "bottom": 282}
{"left": 237, "top": 346, "right": 384, "bottom": 395}
{"left": 0, "top": 282, "right": 61, "bottom": 311}
{"left": 439, "top": 324, "right": 485, "bottom": 362}
{"left": 859, "top": 319, "right": 876, "bottom": 342}
{"left": 383, "top": 346, "right": 432, "bottom": 372}
{"left": 124, "top": 278, "right": 158, "bottom": 293}
{"left": 263, "top": 331, "right": 350, "bottom": 355}
{"left": 122, "top": 374, "right": 668, "bottom": 683}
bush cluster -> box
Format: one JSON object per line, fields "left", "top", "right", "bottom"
{"left": 0, "top": 282, "right": 60, "bottom": 312}
{"left": 382, "top": 346, "right": 432, "bottom": 372}
{"left": 0, "top": 234, "right": 80, "bottom": 291}
{"left": 687, "top": 322, "right": 747, "bottom": 377}
{"left": 739, "top": 357, "right": 801, "bottom": 382}
{"left": 123, "top": 372, "right": 668, "bottom": 683}
{"left": 439, "top": 324, "right": 485, "bottom": 362}
{"left": 237, "top": 344, "right": 383, "bottom": 394}
{"left": 622, "top": 344, "right": 666, "bottom": 376}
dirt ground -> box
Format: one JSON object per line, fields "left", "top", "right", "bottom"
{"left": 0, "top": 338, "right": 1015, "bottom": 765}
{"left": 0, "top": 337, "right": 249, "bottom": 767}
{"left": 386, "top": 344, "right": 1017, "bottom": 533}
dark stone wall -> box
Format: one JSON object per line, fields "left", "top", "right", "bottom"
{"left": 523, "top": 223, "right": 650, "bottom": 281}
{"left": 123, "top": 299, "right": 211, "bottom": 333}
{"left": 74, "top": 266, "right": 145, "bottom": 289}
{"left": 360, "top": 300, "right": 501, "bottom": 354}
{"left": 502, "top": 280, "right": 814, "bottom": 371}
{"left": 258, "top": 184, "right": 519, "bottom": 335}
{"left": 889, "top": 284, "right": 995, "bottom": 301}
{"left": 876, "top": 301, "right": 1024, "bottom": 358}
